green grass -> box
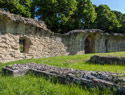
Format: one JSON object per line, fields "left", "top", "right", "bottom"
{"left": 1, "top": 52, "right": 125, "bottom": 73}
{"left": 0, "top": 52, "right": 125, "bottom": 95}
{"left": 0, "top": 74, "right": 116, "bottom": 95}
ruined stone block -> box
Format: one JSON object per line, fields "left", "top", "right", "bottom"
{"left": 89, "top": 55, "right": 125, "bottom": 65}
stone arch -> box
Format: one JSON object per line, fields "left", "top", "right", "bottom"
{"left": 84, "top": 35, "right": 95, "bottom": 53}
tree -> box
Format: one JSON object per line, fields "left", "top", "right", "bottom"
{"left": 58, "top": 0, "right": 97, "bottom": 33}
{"left": 113, "top": 11, "right": 123, "bottom": 23}
{"left": 93, "top": 5, "right": 121, "bottom": 32}
{"left": 0, "top": 0, "right": 34, "bottom": 18}
{"left": 68, "top": 0, "right": 97, "bottom": 29}
{"left": 36, "top": 0, "right": 96, "bottom": 33}
{"left": 36, "top": 0, "right": 78, "bottom": 33}
{"left": 113, "top": 11, "right": 125, "bottom": 33}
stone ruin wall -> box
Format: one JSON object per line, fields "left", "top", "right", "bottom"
{"left": 0, "top": 9, "right": 125, "bottom": 63}
{"left": 95, "top": 33, "right": 125, "bottom": 53}
{"left": 0, "top": 9, "right": 70, "bottom": 63}
{"left": 0, "top": 20, "right": 69, "bottom": 62}
{"left": 66, "top": 30, "right": 125, "bottom": 54}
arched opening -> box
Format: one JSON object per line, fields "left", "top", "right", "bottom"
{"left": 84, "top": 36, "right": 95, "bottom": 54}
{"left": 105, "top": 39, "right": 108, "bottom": 52}
{"left": 19, "top": 37, "right": 31, "bottom": 53}
{"left": 19, "top": 39, "right": 25, "bottom": 53}
{"left": 85, "top": 38, "right": 91, "bottom": 53}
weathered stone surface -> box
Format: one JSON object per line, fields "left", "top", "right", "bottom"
{"left": 0, "top": 9, "right": 48, "bottom": 31}
{"left": 2, "top": 63, "right": 125, "bottom": 94}
{"left": 0, "top": 9, "right": 125, "bottom": 63}
{"left": 89, "top": 55, "right": 125, "bottom": 65}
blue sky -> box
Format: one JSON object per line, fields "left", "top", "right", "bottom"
{"left": 91, "top": 0, "right": 125, "bottom": 13}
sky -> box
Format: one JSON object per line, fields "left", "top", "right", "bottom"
{"left": 91, "top": 0, "right": 125, "bottom": 13}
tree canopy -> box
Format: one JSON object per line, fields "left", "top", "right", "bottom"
{"left": 91, "top": 5, "right": 121, "bottom": 32}
{"left": 35, "top": 0, "right": 78, "bottom": 33}
{"left": 0, "top": 0, "right": 124, "bottom": 33}
{"left": 113, "top": 11, "right": 125, "bottom": 33}
{"left": 63, "top": 0, "right": 97, "bottom": 32}
{"left": 0, "top": 0, "right": 34, "bottom": 17}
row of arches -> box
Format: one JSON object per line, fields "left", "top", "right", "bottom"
{"left": 19, "top": 35, "right": 95, "bottom": 54}
{"left": 19, "top": 36, "right": 95, "bottom": 54}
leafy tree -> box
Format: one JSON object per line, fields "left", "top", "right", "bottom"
{"left": 0, "top": 0, "right": 34, "bottom": 17}
{"left": 77, "top": 0, "right": 97, "bottom": 28}
{"left": 113, "top": 11, "right": 125, "bottom": 33}
{"left": 58, "top": 0, "right": 97, "bottom": 33}
{"left": 36, "top": 0, "right": 96, "bottom": 33}
{"left": 113, "top": 11, "right": 123, "bottom": 23}
{"left": 0, "top": 0, "right": 5, "bottom": 8}
{"left": 36, "top": 0, "right": 78, "bottom": 33}
{"left": 68, "top": 0, "right": 97, "bottom": 29}
{"left": 121, "top": 14, "right": 125, "bottom": 33}
{"left": 92, "top": 5, "right": 121, "bottom": 32}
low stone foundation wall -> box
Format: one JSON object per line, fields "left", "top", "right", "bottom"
{"left": 89, "top": 55, "right": 125, "bottom": 65}
{"left": 2, "top": 63, "right": 125, "bottom": 94}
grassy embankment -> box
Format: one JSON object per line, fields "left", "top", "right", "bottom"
{"left": 0, "top": 52, "right": 125, "bottom": 95}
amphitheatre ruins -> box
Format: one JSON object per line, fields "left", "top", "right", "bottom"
{"left": 0, "top": 9, "right": 125, "bottom": 63}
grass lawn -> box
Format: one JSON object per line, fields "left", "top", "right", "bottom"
{"left": 0, "top": 52, "right": 125, "bottom": 95}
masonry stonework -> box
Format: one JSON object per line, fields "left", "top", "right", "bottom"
{"left": 0, "top": 9, "right": 125, "bottom": 63}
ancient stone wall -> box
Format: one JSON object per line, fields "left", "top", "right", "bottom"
{"left": 0, "top": 9, "right": 125, "bottom": 63}
{"left": 0, "top": 9, "right": 70, "bottom": 62}
{"left": 95, "top": 33, "right": 125, "bottom": 53}
{"left": 65, "top": 30, "right": 103, "bottom": 55}
{"left": 66, "top": 30, "right": 125, "bottom": 54}
{"left": 0, "top": 33, "right": 69, "bottom": 62}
